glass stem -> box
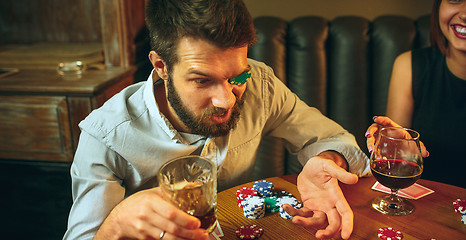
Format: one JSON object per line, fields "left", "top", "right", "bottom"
{"left": 389, "top": 189, "right": 401, "bottom": 209}
{"left": 390, "top": 189, "right": 400, "bottom": 200}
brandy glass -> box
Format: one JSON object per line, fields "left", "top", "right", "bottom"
{"left": 370, "top": 127, "right": 423, "bottom": 216}
{"left": 158, "top": 156, "right": 217, "bottom": 232}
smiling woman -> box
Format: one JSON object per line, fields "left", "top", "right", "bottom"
{"left": 369, "top": 0, "right": 466, "bottom": 188}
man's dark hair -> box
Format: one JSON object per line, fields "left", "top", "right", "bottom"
{"left": 145, "top": 0, "right": 257, "bottom": 70}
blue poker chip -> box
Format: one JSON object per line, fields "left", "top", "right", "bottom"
{"left": 253, "top": 180, "right": 274, "bottom": 197}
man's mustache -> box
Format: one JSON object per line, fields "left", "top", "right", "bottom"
{"left": 203, "top": 107, "right": 228, "bottom": 118}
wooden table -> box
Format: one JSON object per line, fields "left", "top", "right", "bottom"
{"left": 217, "top": 175, "right": 466, "bottom": 239}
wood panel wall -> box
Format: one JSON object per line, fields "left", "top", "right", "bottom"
{"left": 0, "top": 0, "right": 102, "bottom": 44}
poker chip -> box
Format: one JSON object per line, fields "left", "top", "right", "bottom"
{"left": 235, "top": 224, "right": 264, "bottom": 239}
{"left": 277, "top": 196, "right": 302, "bottom": 208}
{"left": 237, "top": 187, "right": 258, "bottom": 208}
{"left": 253, "top": 180, "right": 274, "bottom": 197}
{"left": 237, "top": 187, "right": 258, "bottom": 199}
{"left": 279, "top": 207, "right": 293, "bottom": 219}
{"left": 377, "top": 227, "right": 403, "bottom": 240}
{"left": 453, "top": 199, "right": 466, "bottom": 214}
{"left": 242, "top": 196, "right": 265, "bottom": 219}
{"left": 461, "top": 214, "right": 466, "bottom": 225}
{"left": 275, "top": 190, "right": 293, "bottom": 198}
{"left": 264, "top": 196, "right": 279, "bottom": 213}
{"left": 236, "top": 180, "right": 299, "bottom": 220}
{"left": 276, "top": 196, "right": 302, "bottom": 220}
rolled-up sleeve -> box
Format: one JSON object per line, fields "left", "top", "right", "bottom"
{"left": 295, "top": 132, "right": 371, "bottom": 177}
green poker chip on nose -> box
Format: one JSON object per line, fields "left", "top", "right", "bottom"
{"left": 229, "top": 70, "right": 251, "bottom": 85}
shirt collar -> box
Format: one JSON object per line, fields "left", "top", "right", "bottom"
{"left": 143, "top": 69, "right": 189, "bottom": 144}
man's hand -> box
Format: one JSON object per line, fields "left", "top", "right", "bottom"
{"left": 284, "top": 152, "right": 358, "bottom": 239}
{"left": 94, "top": 187, "right": 209, "bottom": 240}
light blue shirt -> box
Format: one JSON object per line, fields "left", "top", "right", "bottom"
{"left": 64, "top": 59, "right": 370, "bottom": 240}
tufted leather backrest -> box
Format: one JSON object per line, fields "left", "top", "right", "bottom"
{"left": 249, "top": 15, "right": 431, "bottom": 180}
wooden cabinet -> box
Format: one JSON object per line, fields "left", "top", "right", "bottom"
{"left": 0, "top": 95, "right": 72, "bottom": 161}
{"left": 0, "top": 0, "right": 148, "bottom": 163}
{"left": 0, "top": 68, "right": 135, "bottom": 162}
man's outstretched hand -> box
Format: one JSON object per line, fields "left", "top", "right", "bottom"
{"left": 284, "top": 153, "right": 358, "bottom": 239}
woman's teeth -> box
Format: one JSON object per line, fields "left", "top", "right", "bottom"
{"left": 455, "top": 25, "right": 466, "bottom": 34}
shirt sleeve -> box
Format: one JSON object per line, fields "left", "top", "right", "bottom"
{"left": 63, "top": 131, "right": 127, "bottom": 240}
{"left": 261, "top": 68, "right": 370, "bottom": 177}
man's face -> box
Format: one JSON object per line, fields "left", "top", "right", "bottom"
{"left": 165, "top": 37, "right": 249, "bottom": 137}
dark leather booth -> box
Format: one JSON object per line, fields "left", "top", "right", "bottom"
{"left": 250, "top": 15, "right": 431, "bottom": 180}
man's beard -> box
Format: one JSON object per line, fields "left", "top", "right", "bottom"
{"left": 166, "top": 76, "right": 244, "bottom": 137}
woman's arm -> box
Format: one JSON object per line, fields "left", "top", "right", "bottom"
{"left": 385, "top": 51, "right": 414, "bottom": 128}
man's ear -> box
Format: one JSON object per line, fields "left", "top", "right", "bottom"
{"left": 149, "top": 51, "right": 169, "bottom": 80}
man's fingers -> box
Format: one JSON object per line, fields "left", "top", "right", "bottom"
{"left": 151, "top": 194, "right": 201, "bottom": 229}
{"left": 336, "top": 199, "right": 354, "bottom": 240}
{"left": 151, "top": 212, "right": 208, "bottom": 239}
{"left": 291, "top": 210, "right": 328, "bottom": 229}
{"left": 314, "top": 209, "right": 341, "bottom": 239}
{"left": 283, "top": 204, "right": 313, "bottom": 218}
{"left": 149, "top": 191, "right": 208, "bottom": 239}
{"left": 324, "top": 160, "right": 358, "bottom": 185}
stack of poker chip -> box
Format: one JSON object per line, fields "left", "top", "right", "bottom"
{"left": 264, "top": 196, "right": 280, "bottom": 213}
{"left": 236, "top": 180, "right": 302, "bottom": 220}
{"left": 242, "top": 196, "right": 266, "bottom": 219}
{"left": 253, "top": 180, "right": 274, "bottom": 197}
{"left": 236, "top": 187, "right": 258, "bottom": 208}
{"left": 276, "top": 196, "right": 302, "bottom": 219}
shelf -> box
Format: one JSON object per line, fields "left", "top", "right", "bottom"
{"left": 0, "top": 42, "right": 104, "bottom": 69}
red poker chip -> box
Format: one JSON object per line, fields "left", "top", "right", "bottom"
{"left": 235, "top": 224, "right": 264, "bottom": 239}
{"left": 377, "top": 227, "right": 403, "bottom": 240}
{"left": 236, "top": 187, "right": 257, "bottom": 199}
{"left": 453, "top": 199, "right": 466, "bottom": 214}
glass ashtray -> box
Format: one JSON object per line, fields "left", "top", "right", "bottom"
{"left": 57, "top": 61, "right": 86, "bottom": 75}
